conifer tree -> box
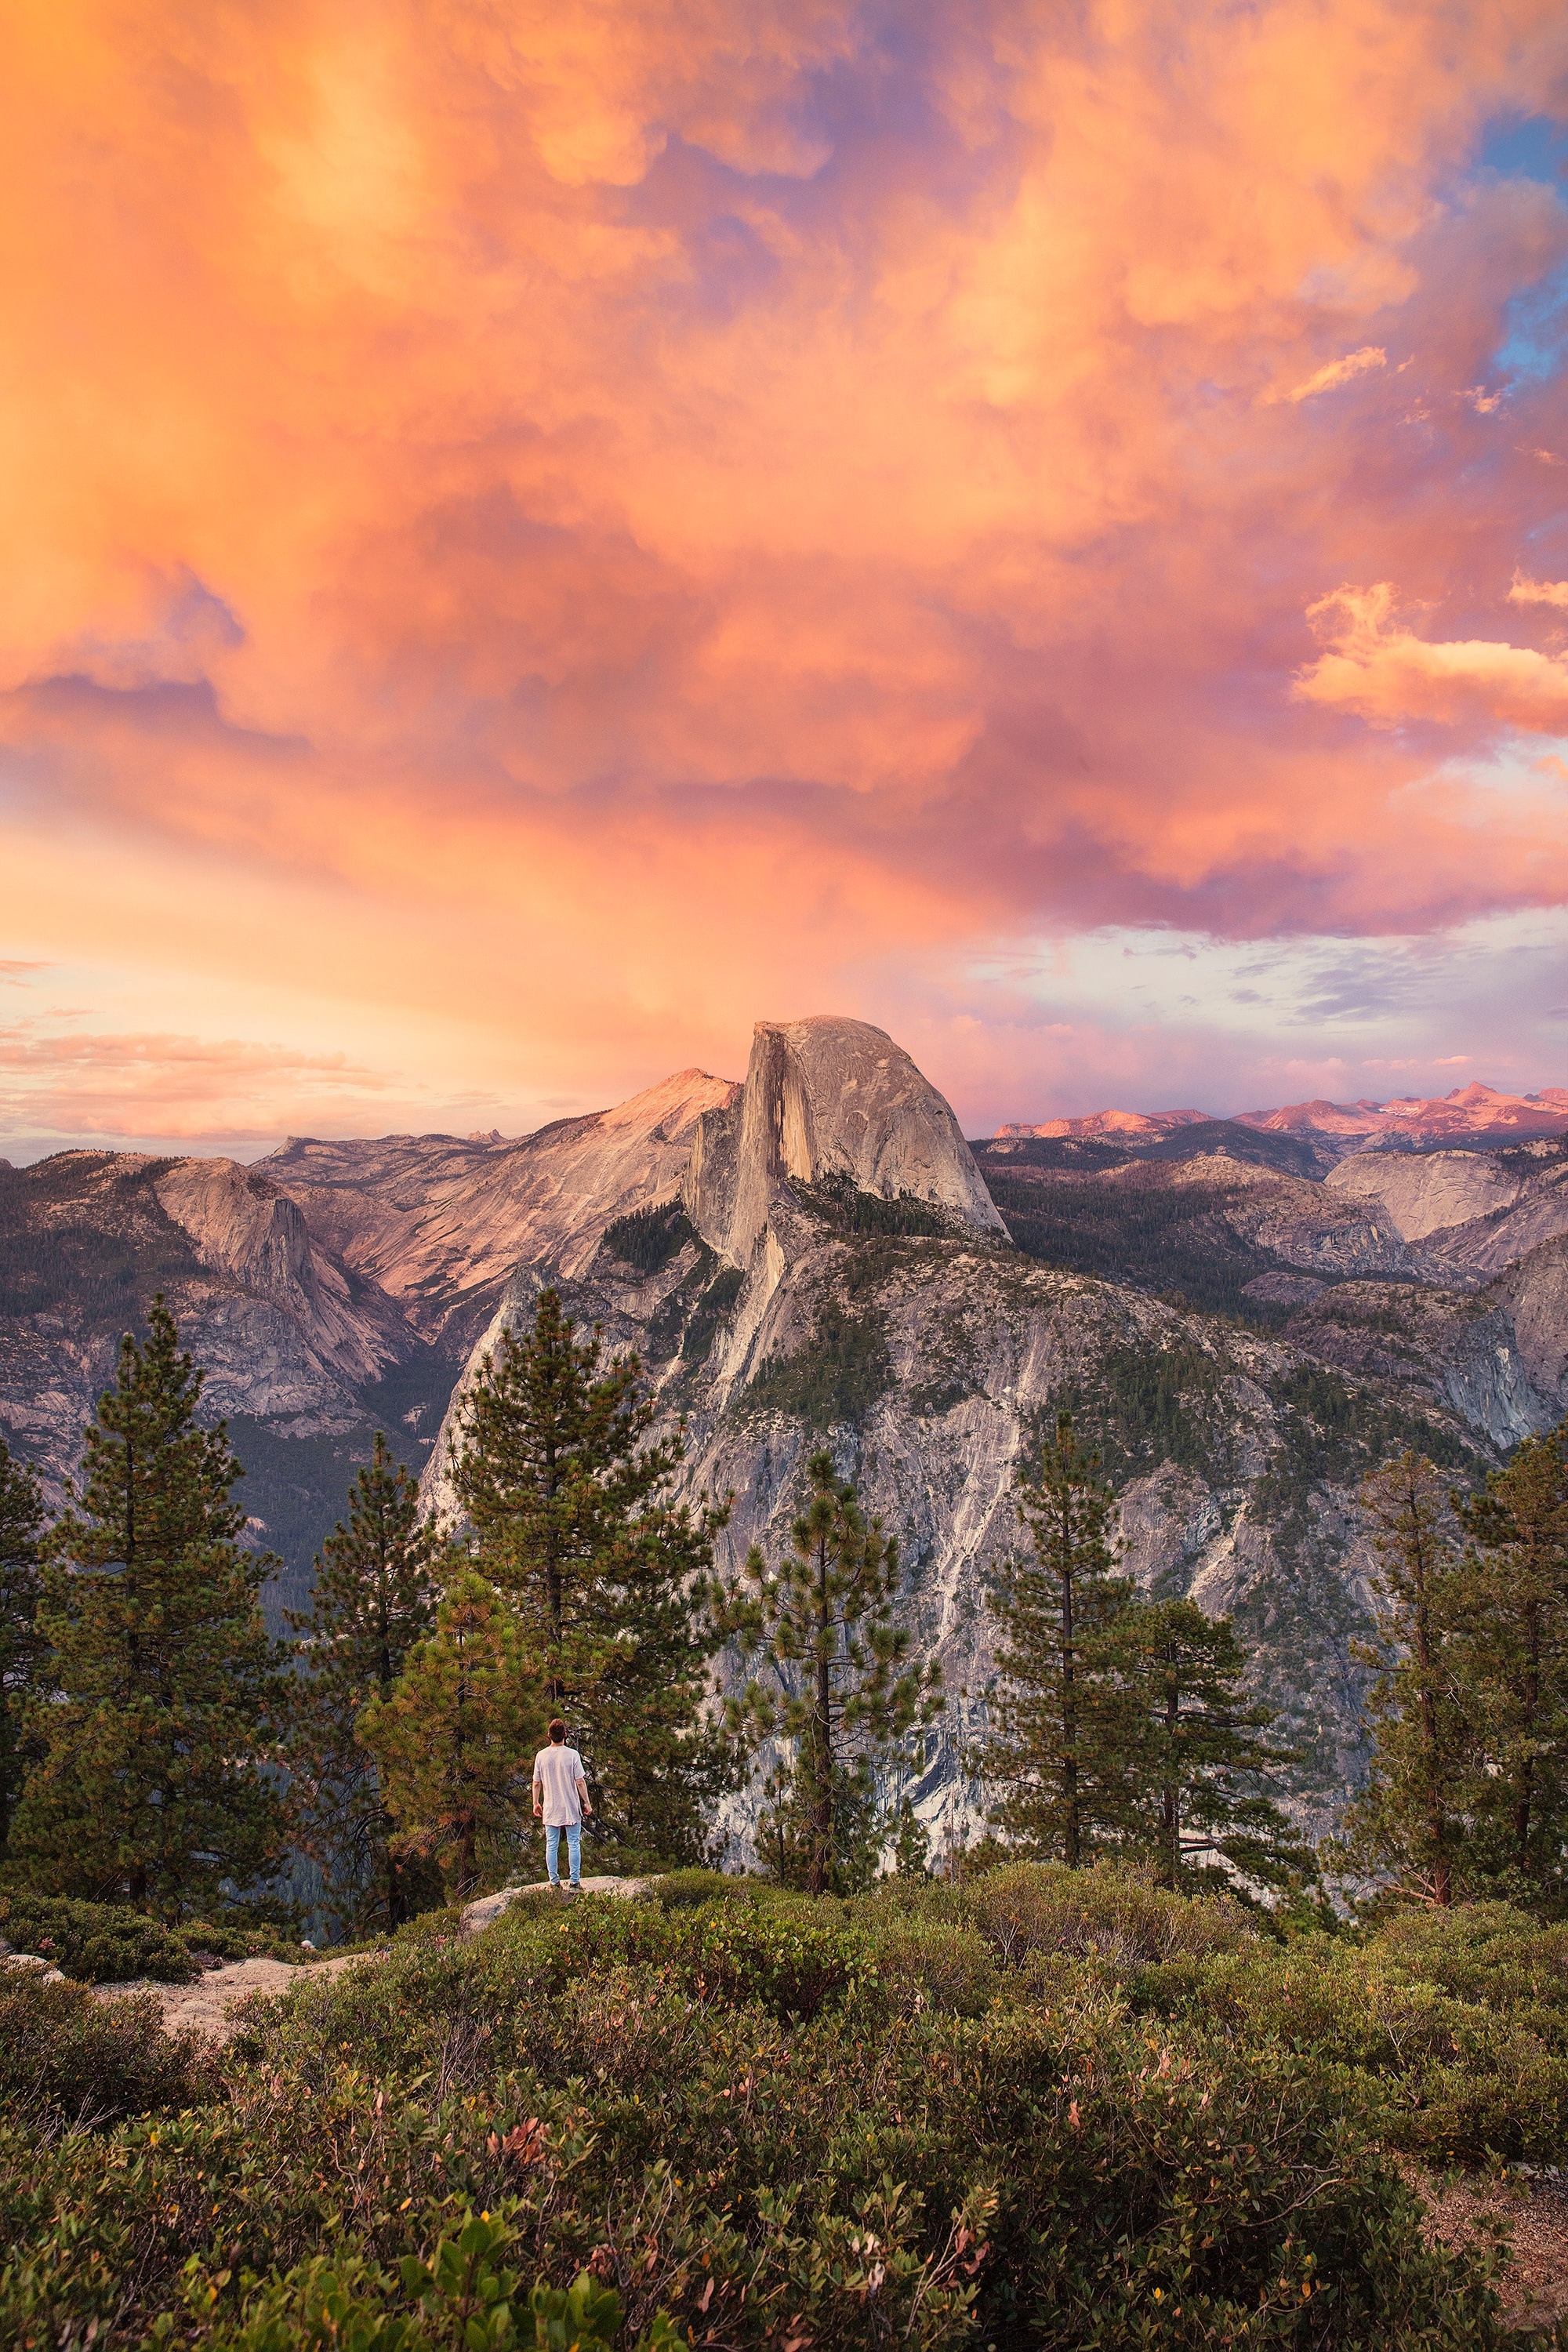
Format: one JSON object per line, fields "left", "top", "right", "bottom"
{"left": 359, "top": 1570, "right": 537, "bottom": 1900}
{"left": 985, "top": 1411, "right": 1140, "bottom": 1867}
{"left": 1338, "top": 1451, "right": 1471, "bottom": 1907}
{"left": 0, "top": 1436, "right": 47, "bottom": 1857}
{"left": 1454, "top": 1425, "right": 1568, "bottom": 1909}
{"left": 451, "top": 1288, "right": 729, "bottom": 1866}
{"left": 714, "top": 1450, "right": 941, "bottom": 1896}
{"left": 11, "top": 1299, "right": 286, "bottom": 1918}
{"left": 286, "top": 1434, "right": 445, "bottom": 1933}
{"left": 1128, "top": 1598, "right": 1311, "bottom": 1893}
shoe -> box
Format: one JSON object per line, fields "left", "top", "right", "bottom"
{"left": 566, "top": 1882, "right": 581, "bottom": 1896}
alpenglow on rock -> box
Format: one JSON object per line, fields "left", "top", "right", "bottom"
{"left": 685, "top": 1016, "right": 1008, "bottom": 1265}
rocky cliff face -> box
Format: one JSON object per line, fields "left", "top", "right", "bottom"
{"left": 695, "top": 1017, "right": 1007, "bottom": 1268}
{"left": 423, "top": 1027, "right": 1526, "bottom": 1855}
{"left": 261, "top": 1070, "right": 737, "bottom": 1348}
{"left": 0, "top": 1072, "right": 739, "bottom": 1611}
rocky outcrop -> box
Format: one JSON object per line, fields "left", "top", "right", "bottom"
{"left": 1327, "top": 1149, "right": 1526, "bottom": 1242}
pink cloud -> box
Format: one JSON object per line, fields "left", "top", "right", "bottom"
{"left": 1294, "top": 584, "right": 1568, "bottom": 732}
{"left": 1269, "top": 345, "right": 1388, "bottom": 405}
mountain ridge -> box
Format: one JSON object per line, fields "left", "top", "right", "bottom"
{"left": 1001, "top": 1080, "right": 1568, "bottom": 1161}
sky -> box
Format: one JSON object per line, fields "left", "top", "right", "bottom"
{"left": 3, "top": 0, "right": 1567, "bottom": 1160}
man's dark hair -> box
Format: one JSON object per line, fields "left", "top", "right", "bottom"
{"left": 548, "top": 1718, "right": 566, "bottom": 1743}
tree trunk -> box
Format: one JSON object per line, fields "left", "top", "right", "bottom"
{"left": 1059, "top": 1489, "right": 1079, "bottom": 1869}
{"left": 1407, "top": 1483, "right": 1452, "bottom": 1907}
{"left": 1162, "top": 1655, "right": 1179, "bottom": 1890}
{"left": 809, "top": 1536, "right": 833, "bottom": 1895}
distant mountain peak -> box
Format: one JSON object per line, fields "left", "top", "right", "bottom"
{"left": 999, "top": 1081, "right": 1568, "bottom": 1159}
{"left": 998, "top": 1107, "right": 1209, "bottom": 1141}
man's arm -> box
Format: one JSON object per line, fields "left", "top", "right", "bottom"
{"left": 576, "top": 1769, "right": 592, "bottom": 1817}
{"left": 532, "top": 1759, "right": 543, "bottom": 1819}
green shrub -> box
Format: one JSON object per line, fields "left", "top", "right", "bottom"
{"left": 642, "top": 1868, "right": 750, "bottom": 1910}
{"left": 964, "top": 1860, "right": 1254, "bottom": 1969}
{"left": 868, "top": 1918, "right": 999, "bottom": 2016}
{"left": 178, "top": 1919, "right": 313, "bottom": 1966}
{"left": 0, "top": 1890, "right": 197, "bottom": 1984}
{"left": 390, "top": 1904, "right": 466, "bottom": 1947}
{"left": 0, "top": 1976, "right": 201, "bottom": 2131}
{"left": 1131, "top": 1927, "right": 1568, "bottom": 2164}
{"left": 1372, "top": 1900, "right": 1568, "bottom": 2020}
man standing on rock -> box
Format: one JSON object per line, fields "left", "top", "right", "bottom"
{"left": 532, "top": 1719, "right": 591, "bottom": 1893}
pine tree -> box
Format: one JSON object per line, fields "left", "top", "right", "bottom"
{"left": 0, "top": 1436, "right": 48, "bottom": 1857}
{"left": 286, "top": 1434, "right": 445, "bottom": 1934}
{"left": 1338, "top": 1451, "right": 1471, "bottom": 1907}
{"left": 10, "top": 1299, "right": 287, "bottom": 1918}
{"left": 1455, "top": 1425, "right": 1568, "bottom": 1909}
{"left": 450, "top": 1288, "right": 729, "bottom": 1866}
{"left": 359, "top": 1570, "right": 538, "bottom": 1900}
{"left": 985, "top": 1411, "right": 1141, "bottom": 1867}
{"left": 714, "top": 1450, "right": 942, "bottom": 1896}
{"left": 1128, "top": 1598, "right": 1311, "bottom": 1894}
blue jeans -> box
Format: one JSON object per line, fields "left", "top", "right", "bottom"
{"left": 546, "top": 1822, "right": 581, "bottom": 1885}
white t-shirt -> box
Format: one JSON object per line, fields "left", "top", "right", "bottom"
{"left": 534, "top": 1744, "right": 586, "bottom": 1826}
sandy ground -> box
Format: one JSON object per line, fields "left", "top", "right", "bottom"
{"left": 92, "top": 1875, "right": 648, "bottom": 2045}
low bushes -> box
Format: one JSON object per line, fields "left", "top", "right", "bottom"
{"left": 641, "top": 1868, "right": 750, "bottom": 1911}
{"left": 1133, "top": 1925, "right": 1568, "bottom": 2165}
{"left": 0, "top": 1890, "right": 198, "bottom": 1984}
{"left": 0, "top": 1891, "right": 304, "bottom": 1984}
{"left": 0, "top": 1976, "right": 201, "bottom": 2132}
{"left": 7, "top": 1869, "right": 1568, "bottom": 2347}
{"left": 0, "top": 1878, "right": 1535, "bottom": 2350}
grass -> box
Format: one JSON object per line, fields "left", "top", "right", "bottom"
{"left": 3, "top": 1864, "right": 1564, "bottom": 2347}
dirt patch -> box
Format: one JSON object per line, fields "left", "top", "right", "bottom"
{"left": 1416, "top": 2169, "right": 1568, "bottom": 2334}
{"left": 93, "top": 1952, "right": 371, "bottom": 2045}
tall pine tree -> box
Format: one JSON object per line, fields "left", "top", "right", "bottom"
{"left": 1128, "top": 1598, "right": 1311, "bottom": 1894}
{"left": 0, "top": 1436, "right": 47, "bottom": 1858}
{"left": 451, "top": 1288, "right": 729, "bottom": 1867}
{"left": 359, "top": 1570, "right": 537, "bottom": 1901}
{"left": 1338, "top": 1451, "right": 1471, "bottom": 1907}
{"left": 985, "top": 1412, "right": 1141, "bottom": 1866}
{"left": 287, "top": 1434, "right": 445, "bottom": 1934}
{"left": 714, "top": 1450, "right": 941, "bottom": 1896}
{"left": 11, "top": 1299, "right": 286, "bottom": 1918}
{"left": 1455, "top": 1425, "right": 1568, "bottom": 1911}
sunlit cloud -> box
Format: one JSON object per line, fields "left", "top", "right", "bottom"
{"left": 1270, "top": 345, "right": 1388, "bottom": 404}
{"left": 1295, "top": 583, "right": 1568, "bottom": 731}
{"left": 1511, "top": 574, "right": 1568, "bottom": 607}
{"left": 1, "top": 0, "right": 1566, "bottom": 1145}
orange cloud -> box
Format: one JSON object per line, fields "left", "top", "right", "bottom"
{"left": 1269, "top": 346, "right": 1388, "bottom": 404}
{"left": 1, "top": 0, "right": 1566, "bottom": 1142}
{"left": 1512, "top": 575, "right": 1568, "bottom": 608}
{"left": 1295, "top": 584, "right": 1568, "bottom": 731}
